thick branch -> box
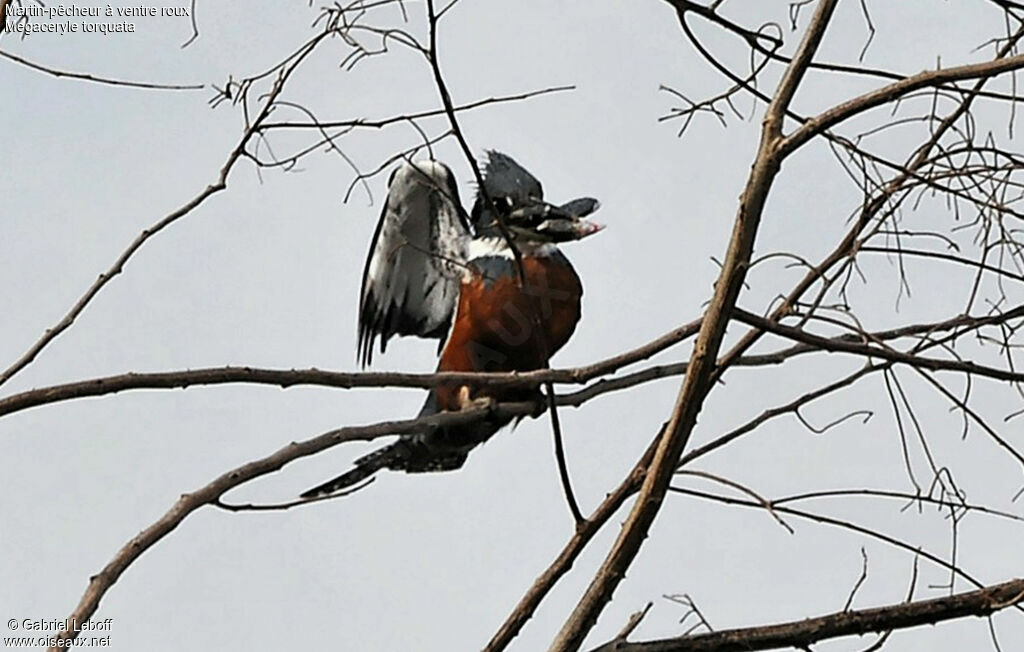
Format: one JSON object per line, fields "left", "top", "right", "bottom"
{"left": 594, "top": 578, "right": 1024, "bottom": 652}
{"left": 547, "top": 4, "right": 840, "bottom": 650}
{"left": 0, "top": 319, "right": 701, "bottom": 420}
{"left": 7, "top": 304, "right": 1016, "bottom": 427}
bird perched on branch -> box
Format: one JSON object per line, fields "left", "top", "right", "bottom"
{"left": 302, "top": 151, "right": 602, "bottom": 497}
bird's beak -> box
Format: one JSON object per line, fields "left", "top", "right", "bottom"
{"left": 557, "top": 196, "right": 603, "bottom": 240}
{"left": 572, "top": 219, "right": 605, "bottom": 239}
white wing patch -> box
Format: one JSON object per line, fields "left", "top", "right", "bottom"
{"left": 357, "top": 160, "right": 471, "bottom": 366}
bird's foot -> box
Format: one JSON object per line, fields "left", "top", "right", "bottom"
{"left": 456, "top": 385, "right": 496, "bottom": 412}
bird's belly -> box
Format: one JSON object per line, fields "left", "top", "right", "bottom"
{"left": 435, "top": 255, "right": 583, "bottom": 409}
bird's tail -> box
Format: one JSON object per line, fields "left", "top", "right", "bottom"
{"left": 300, "top": 435, "right": 473, "bottom": 498}
{"left": 301, "top": 391, "right": 502, "bottom": 498}
{"left": 300, "top": 442, "right": 407, "bottom": 498}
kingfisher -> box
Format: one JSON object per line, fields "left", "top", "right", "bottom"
{"left": 302, "top": 151, "right": 602, "bottom": 497}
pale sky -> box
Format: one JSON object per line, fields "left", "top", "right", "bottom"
{"left": 1, "top": 1, "right": 1022, "bottom": 650}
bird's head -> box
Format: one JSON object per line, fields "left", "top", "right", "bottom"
{"left": 470, "top": 151, "right": 603, "bottom": 243}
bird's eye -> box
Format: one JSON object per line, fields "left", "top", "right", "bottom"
{"left": 487, "top": 196, "right": 513, "bottom": 217}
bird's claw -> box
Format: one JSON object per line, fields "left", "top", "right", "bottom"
{"left": 456, "top": 386, "right": 496, "bottom": 413}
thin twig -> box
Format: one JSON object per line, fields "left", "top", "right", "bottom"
{"left": 423, "top": 0, "right": 583, "bottom": 524}
{"left": 0, "top": 50, "right": 204, "bottom": 90}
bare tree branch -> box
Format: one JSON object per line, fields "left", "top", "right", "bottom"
{"left": 0, "top": 319, "right": 702, "bottom": 419}
{"left": 547, "top": 5, "right": 842, "bottom": 649}
{"left": 781, "top": 53, "right": 1024, "bottom": 156}
{"left": 0, "top": 50, "right": 205, "bottom": 90}
{"left": 12, "top": 302, "right": 1020, "bottom": 423}
{"left": 732, "top": 307, "right": 1024, "bottom": 386}
{"left": 260, "top": 85, "right": 574, "bottom": 131}
{"left": 591, "top": 577, "right": 1024, "bottom": 652}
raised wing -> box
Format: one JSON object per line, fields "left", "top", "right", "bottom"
{"left": 357, "top": 160, "right": 470, "bottom": 366}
